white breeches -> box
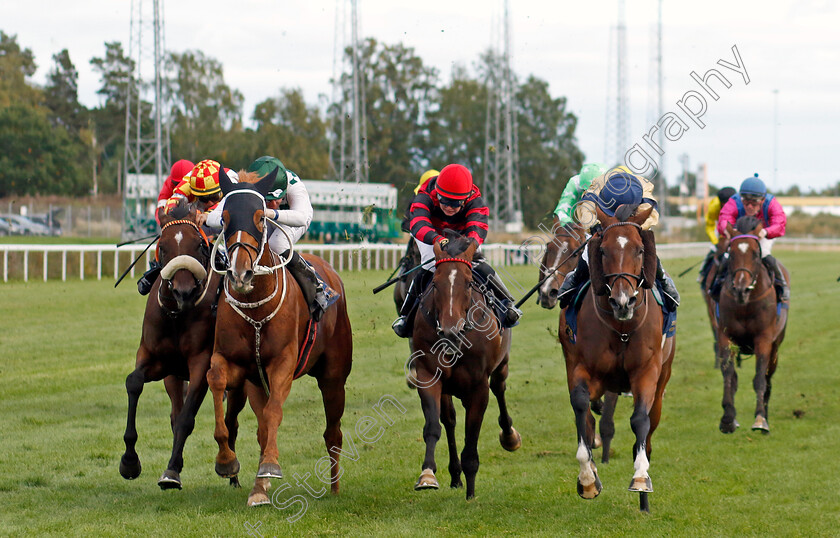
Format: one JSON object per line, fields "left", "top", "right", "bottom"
{"left": 268, "top": 224, "right": 306, "bottom": 255}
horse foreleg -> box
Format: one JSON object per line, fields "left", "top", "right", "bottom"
{"left": 163, "top": 375, "right": 185, "bottom": 433}
{"left": 570, "top": 381, "right": 601, "bottom": 499}
{"left": 490, "top": 357, "right": 522, "bottom": 453}
{"left": 599, "top": 391, "right": 618, "bottom": 464}
{"left": 718, "top": 335, "right": 739, "bottom": 433}
{"left": 255, "top": 376, "right": 292, "bottom": 482}
{"left": 222, "top": 386, "right": 247, "bottom": 488}
{"left": 628, "top": 369, "right": 658, "bottom": 511}
{"left": 317, "top": 375, "right": 347, "bottom": 494}
{"left": 415, "top": 374, "right": 442, "bottom": 491}
{"left": 461, "top": 383, "right": 490, "bottom": 500}
{"left": 159, "top": 356, "right": 211, "bottom": 490}
{"left": 120, "top": 364, "right": 148, "bottom": 480}
{"left": 207, "top": 354, "right": 239, "bottom": 478}
{"left": 751, "top": 340, "right": 774, "bottom": 433}
{"left": 440, "top": 394, "right": 462, "bottom": 489}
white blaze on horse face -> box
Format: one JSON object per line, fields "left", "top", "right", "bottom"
{"left": 448, "top": 269, "right": 457, "bottom": 317}
{"left": 633, "top": 444, "right": 650, "bottom": 479}
{"left": 738, "top": 242, "right": 749, "bottom": 254}
{"left": 577, "top": 439, "right": 596, "bottom": 486}
{"left": 174, "top": 231, "right": 183, "bottom": 246}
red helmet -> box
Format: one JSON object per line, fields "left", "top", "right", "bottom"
{"left": 168, "top": 159, "right": 194, "bottom": 183}
{"left": 436, "top": 164, "right": 473, "bottom": 200}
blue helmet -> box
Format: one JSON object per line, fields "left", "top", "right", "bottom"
{"left": 739, "top": 173, "right": 767, "bottom": 198}
{"left": 592, "top": 172, "right": 643, "bottom": 216}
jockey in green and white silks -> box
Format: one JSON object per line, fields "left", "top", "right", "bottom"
{"left": 553, "top": 163, "right": 607, "bottom": 226}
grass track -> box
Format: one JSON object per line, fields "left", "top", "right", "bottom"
{"left": 1, "top": 250, "right": 838, "bottom": 537}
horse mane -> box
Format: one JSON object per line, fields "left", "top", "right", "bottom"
{"left": 236, "top": 170, "right": 260, "bottom": 184}
{"left": 735, "top": 215, "right": 761, "bottom": 234}
{"left": 442, "top": 230, "right": 473, "bottom": 256}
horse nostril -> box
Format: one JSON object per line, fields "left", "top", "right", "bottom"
{"left": 548, "top": 289, "right": 558, "bottom": 299}
{"left": 243, "top": 270, "right": 254, "bottom": 282}
{"left": 628, "top": 296, "right": 636, "bottom": 306}
{"left": 609, "top": 298, "right": 619, "bottom": 309}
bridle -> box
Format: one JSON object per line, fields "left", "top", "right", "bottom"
{"left": 156, "top": 218, "right": 213, "bottom": 315}
{"left": 541, "top": 230, "right": 582, "bottom": 284}
{"left": 599, "top": 221, "right": 647, "bottom": 297}
{"left": 423, "top": 256, "right": 482, "bottom": 337}
{"left": 723, "top": 233, "right": 775, "bottom": 301}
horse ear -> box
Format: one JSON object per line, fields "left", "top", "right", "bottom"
{"left": 218, "top": 164, "right": 235, "bottom": 195}
{"left": 640, "top": 230, "right": 657, "bottom": 289}
{"left": 752, "top": 222, "right": 764, "bottom": 236}
{"left": 595, "top": 205, "right": 616, "bottom": 229}
{"left": 433, "top": 240, "right": 443, "bottom": 258}
{"left": 588, "top": 234, "right": 607, "bottom": 296}
{"left": 255, "top": 168, "right": 279, "bottom": 196}
{"left": 465, "top": 238, "right": 478, "bottom": 260}
{"left": 157, "top": 206, "right": 171, "bottom": 227}
{"left": 631, "top": 206, "right": 653, "bottom": 226}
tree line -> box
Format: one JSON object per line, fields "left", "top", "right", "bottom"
{"left": 0, "top": 31, "right": 585, "bottom": 227}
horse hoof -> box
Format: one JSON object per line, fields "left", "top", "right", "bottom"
{"left": 157, "top": 469, "right": 182, "bottom": 490}
{"left": 751, "top": 416, "right": 770, "bottom": 433}
{"left": 414, "top": 468, "right": 439, "bottom": 490}
{"left": 450, "top": 478, "right": 463, "bottom": 489}
{"left": 577, "top": 474, "right": 602, "bottom": 499}
{"left": 719, "top": 419, "right": 739, "bottom": 434}
{"left": 592, "top": 433, "right": 603, "bottom": 449}
{"left": 229, "top": 475, "right": 241, "bottom": 488}
{"left": 499, "top": 427, "right": 522, "bottom": 452}
{"left": 119, "top": 454, "right": 142, "bottom": 480}
{"left": 215, "top": 458, "right": 240, "bottom": 478}
{"left": 628, "top": 475, "right": 653, "bottom": 493}
{"left": 247, "top": 493, "right": 271, "bottom": 507}
{"left": 256, "top": 462, "right": 283, "bottom": 479}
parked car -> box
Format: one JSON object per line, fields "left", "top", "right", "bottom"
{"left": 0, "top": 216, "right": 20, "bottom": 236}
{"left": 28, "top": 208, "right": 63, "bottom": 236}
{"left": 0, "top": 214, "right": 53, "bottom": 236}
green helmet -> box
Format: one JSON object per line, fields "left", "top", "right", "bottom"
{"left": 248, "top": 156, "right": 288, "bottom": 200}
{"left": 579, "top": 163, "right": 607, "bottom": 186}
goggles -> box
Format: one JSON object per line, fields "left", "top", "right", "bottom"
{"left": 439, "top": 195, "right": 465, "bottom": 208}
{"left": 741, "top": 194, "right": 764, "bottom": 203}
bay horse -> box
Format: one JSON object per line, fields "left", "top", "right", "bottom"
{"left": 716, "top": 216, "right": 789, "bottom": 434}
{"left": 206, "top": 168, "right": 353, "bottom": 507}
{"left": 701, "top": 240, "right": 728, "bottom": 367}
{"left": 120, "top": 203, "right": 246, "bottom": 490}
{"left": 537, "top": 217, "right": 621, "bottom": 463}
{"left": 557, "top": 205, "right": 675, "bottom": 512}
{"left": 409, "top": 233, "right": 521, "bottom": 500}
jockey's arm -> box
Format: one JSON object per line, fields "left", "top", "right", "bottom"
{"left": 763, "top": 197, "right": 787, "bottom": 239}
{"left": 268, "top": 176, "right": 313, "bottom": 229}
{"left": 705, "top": 197, "right": 722, "bottom": 244}
{"left": 554, "top": 174, "right": 583, "bottom": 226}
{"left": 408, "top": 192, "right": 444, "bottom": 244}
{"left": 716, "top": 198, "right": 738, "bottom": 237}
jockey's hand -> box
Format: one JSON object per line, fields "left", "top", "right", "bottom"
{"left": 196, "top": 212, "right": 208, "bottom": 226}
{"left": 438, "top": 238, "right": 449, "bottom": 248}
{"left": 758, "top": 229, "right": 767, "bottom": 239}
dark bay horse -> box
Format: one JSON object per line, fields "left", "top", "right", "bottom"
{"left": 537, "top": 216, "right": 619, "bottom": 463}
{"left": 120, "top": 204, "right": 246, "bottom": 490}
{"left": 206, "top": 169, "right": 353, "bottom": 507}
{"left": 408, "top": 235, "right": 521, "bottom": 500}
{"left": 701, "top": 240, "right": 728, "bottom": 367}
{"left": 557, "top": 205, "right": 675, "bottom": 512}
{"left": 716, "top": 216, "right": 789, "bottom": 434}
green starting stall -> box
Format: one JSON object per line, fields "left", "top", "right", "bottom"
{"left": 305, "top": 180, "right": 401, "bottom": 243}
{"left": 122, "top": 173, "right": 160, "bottom": 240}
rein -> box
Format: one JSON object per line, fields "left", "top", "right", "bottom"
{"left": 600, "top": 221, "right": 647, "bottom": 293}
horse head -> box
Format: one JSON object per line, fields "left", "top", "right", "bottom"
{"left": 157, "top": 200, "right": 211, "bottom": 311}
{"left": 218, "top": 165, "right": 278, "bottom": 294}
{"left": 590, "top": 204, "right": 656, "bottom": 321}
{"left": 725, "top": 216, "right": 764, "bottom": 305}
{"left": 431, "top": 232, "right": 478, "bottom": 341}
{"left": 538, "top": 217, "right": 583, "bottom": 309}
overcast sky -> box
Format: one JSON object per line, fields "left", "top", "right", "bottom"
{"left": 3, "top": 0, "right": 839, "bottom": 192}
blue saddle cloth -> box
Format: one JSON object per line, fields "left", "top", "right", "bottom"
{"left": 715, "top": 299, "right": 788, "bottom": 322}
{"left": 564, "top": 282, "right": 676, "bottom": 344}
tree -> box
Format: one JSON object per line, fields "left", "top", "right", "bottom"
{"left": 0, "top": 31, "right": 41, "bottom": 108}
{"left": 44, "top": 49, "right": 86, "bottom": 134}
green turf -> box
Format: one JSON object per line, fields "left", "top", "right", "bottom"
{"left": 0, "top": 251, "right": 838, "bottom": 537}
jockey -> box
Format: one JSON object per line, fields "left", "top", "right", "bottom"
{"left": 206, "top": 156, "right": 332, "bottom": 321}
{"left": 697, "top": 186, "right": 735, "bottom": 284}
{"left": 556, "top": 169, "right": 681, "bottom": 312}
{"left": 398, "top": 169, "right": 440, "bottom": 267}
{"left": 715, "top": 173, "right": 789, "bottom": 302}
{"left": 137, "top": 159, "right": 233, "bottom": 295}
{"left": 392, "top": 163, "right": 522, "bottom": 338}
{"left": 553, "top": 163, "right": 607, "bottom": 226}
{"left": 155, "top": 159, "right": 194, "bottom": 226}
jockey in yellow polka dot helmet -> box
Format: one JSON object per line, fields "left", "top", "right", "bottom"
{"left": 165, "top": 159, "right": 236, "bottom": 214}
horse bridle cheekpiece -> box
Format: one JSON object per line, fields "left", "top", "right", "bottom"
{"left": 599, "top": 221, "right": 646, "bottom": 294}
{"left": 727, "top": 234, "right": 761, "bottom": 291}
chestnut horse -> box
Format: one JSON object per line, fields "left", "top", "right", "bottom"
{"left": 716, "top": 216, "right": 789, "bottom": 434}
{"left": 408, "top": 234, "right": 521, "bottom": 500}
{"left": 120, "top": 203, "right": 246, "bottom": 490}
{"left": 206, "top": 169, "right": 353, "bottom": 507}
{"left": 558, "top": 205, "right": 675, "bottom": 512}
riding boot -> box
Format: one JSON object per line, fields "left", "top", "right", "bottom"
{"left": 557, "top": 256, "right": 590, "bottom": 309}
{"left": 709, "top": 254, "right": 728, "bottom": 301}
{"left": 392, "top": 269, "right": 430, "bottom": 338}
{"left": 656, "top": 257, "right": 680, "bottom": 312}
{"left": 283, "top": 250, "right": 330, "bottom": 321}
{"left": 697, "top": 249, "right": 715, "bottom": 285}
{"left": 481, "top": 270, "right": 523, "bottom": 327}
{"left": 137, "top": 260, "right": 162, "bottom": 295}
{"left": 762, "top": 255, "right": 790, "bottom": 302}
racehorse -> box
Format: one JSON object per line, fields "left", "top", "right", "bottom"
{"left": 206, "top": 169, "right": 353, "bottom": 507}
{"left": 119, "top": 203, "right": 246, "bottom": 490}
{"left": 557, "top": 205, "right": 675, "bottom": 512}
{"left": 716, "top": 216, "right": 789, "bottom": 434}
{"left": 701, "top": 240, "right": 728, "bottom": 367}
{"left": 409, "top": 233, "right": 521, "bottom": 500}
{"left": 537, "top": 216, "right": 619, "bottom": 463}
